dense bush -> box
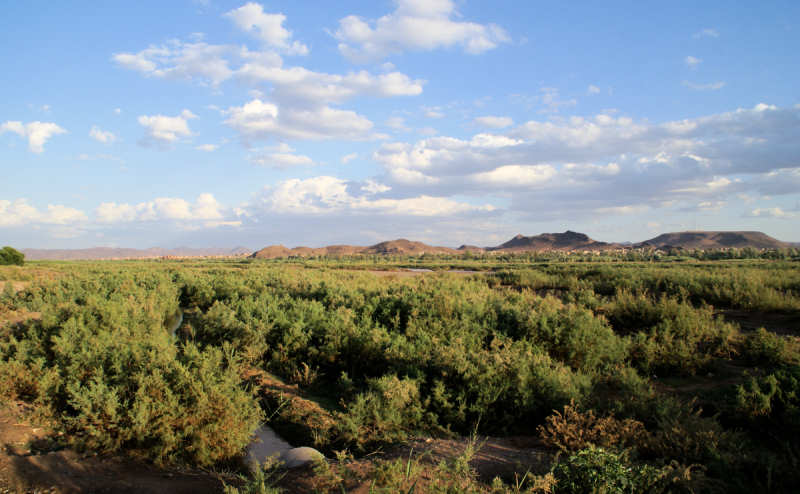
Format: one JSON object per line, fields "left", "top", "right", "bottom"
{"left": 1, "top": 257, "right": 799, "bottom": 491}
{"left": 551, "top": 447, "right": 672, "bottom": 494}
{"left": 0, "top": 246, "right": 24, "bottom": 266}
{"left": 0, "top": 270, "right": 261, "bottom": 466}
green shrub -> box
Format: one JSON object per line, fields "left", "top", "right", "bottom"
{"left": 741, "top": 328, "right": 786, "bottom": 366}
{"left": 552, "top": 447, "right": 667, "bottom": 494}
{"left": 0, "top": 246, "right": 24, "bottom": 266}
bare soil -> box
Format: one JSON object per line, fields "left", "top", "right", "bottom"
{"left": 0, "top": 402, "right": 228, "bottom": 494}
{"left": 719, "top": 309, "right": 800, "bottom": 336}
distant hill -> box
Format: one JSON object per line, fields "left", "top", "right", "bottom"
{"left": 251, "top": 239, "right": 455, "bottom": 259}
{"left": 489, "top": 231, "right": 616, "bottom": 252}
{"left": 23, "top": 246, "right": 251, "bottom": 260}
{"left": 251, "top": 232, "right": 617, "bottom": 258}
{"left": 635, "top": 231, "right": 789, "bottom": 250}
{"left": 360, "top": 239, "right": 457, "bottom": 255}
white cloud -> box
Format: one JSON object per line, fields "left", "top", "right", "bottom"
{"left": 196, "top": 143, "right": 218, "bottom": 152}
{"left": 113, "top": 41, "right": 236, "bottom": 86}
{"left": 341, "top": 152, "right": 358, "bottom": 164}
{"left": 685, "top": 56, "right": 702, "bottom": 68}
{"left": 138, "top": 109, "right": 196, "bottom": 143}
{"left": 114, "top": 38, "right": 424, "bottom": 104}
{"left": 237, "top": 65, "right": 424, "bottom": 104}
{"left": 334, "top": 0, "right": 510, "bottom": 62}
{"left": 114, "top": 108, "right": 122, "bottom": 115}
{"left": 596, "top": 204, "right": 649, "bottom": 215}
{"left": 250, "top": 151, "right": 314, "bottom": 168}
{"left": 95, "top": 193, "right": 225, "bottom": 223}
{"left": 385, "top": 116, "right": 410, "bottom": 132}
{"left": 1, "top": 121, "right": 66, "bottom": 153}
{"left": 471, "top": 164, "right": 555, "bottom": 186}
{"left": 0, "top": 199, "right": 87, "bottom": 226}
{"left": 224, "top": 99, "right": 373, "bottom": 141}
{"left": 361, "top": 179, "right": 390, "bottom": 194}
{"left": 587, "top": 85, "right": 601, "bottom": 95}
{"left": 225, "top": 2, "right": 308, "bottom": 55}
{"left": 368, "top": 103, "right": 800, "bottom": 223}
{"left": 474, "top": 116, "right": 513, "bottom": 128}
{"left": 693, "top": 28, "right": 719, "bottom": 38}
{"left": 539, "top": 87, "right": 577, "bottom": 113}
{"left": 423, "top": 106, "right": 444, "bottom": 119}
{"left": 682, "top": 80, "right": 725, "bottom": 91}
{"left": 748, "top": 207, "right": 795, "bottom": 219}
{"left": 251, "top": 176, "right": 494, "bottom": 216}
{"left": 89, "top": 125, "right": 116, "bottom": 144}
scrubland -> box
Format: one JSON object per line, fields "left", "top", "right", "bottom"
{"left": 1, "top": 253, "right": 799, "bottom": 493}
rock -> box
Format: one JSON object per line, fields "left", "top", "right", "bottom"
{"left": 278, "top": 447, "right": 324, "bottom": 468}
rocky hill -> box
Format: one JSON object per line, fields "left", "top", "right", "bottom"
{"left": 251, "top": 239, "right": 456, "bottom": 259}
{"left": 635, "top": 231, "right": 789, "bottom": 250}
{"left": 489, "top": 231, "right": 616, "bottom": 252}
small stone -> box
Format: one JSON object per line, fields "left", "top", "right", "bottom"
{"left": 279, "top": 447, "right": 324, "bottom": 468}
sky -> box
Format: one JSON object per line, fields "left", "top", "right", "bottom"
{"left": 1, "top": 0, "right": 799, "bottom": 249}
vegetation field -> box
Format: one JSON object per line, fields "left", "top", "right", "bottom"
{"left": 1, "top": 254, "right": 799, "bottom": 493}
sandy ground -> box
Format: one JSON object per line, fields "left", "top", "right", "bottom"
{"left": 0, "top": 403, "right": 229, "bottom": 494}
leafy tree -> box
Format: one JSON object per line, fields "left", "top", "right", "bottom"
{"left": 0, "top": 246, "right": 24, "bottom": 265}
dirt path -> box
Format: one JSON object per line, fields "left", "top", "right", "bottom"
{"left": 0, "top": 402, "right": 227, "bottom": 494}
{"left": 719, "top": 309, "right": 800, "bottom": 336}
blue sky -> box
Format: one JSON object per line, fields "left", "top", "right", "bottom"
{"left": 2, "top": 0, "right": 799, "bottom": 248}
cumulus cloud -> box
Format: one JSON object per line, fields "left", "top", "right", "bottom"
{"left": 89, "top": 126, "right": 116, "bottom": 144}
{"left": 225, "top": 2, "right": 308, "bottom": 55}
{"left": 95, "top": 193, "right": 225, "bottom": 224}
{"left": 341, "top": 152, "right": 358, "bottom": 164}
{"left": 248, "top": 175, "right": 495, "bottom": 216}
{"left": 114, "top": 21, "right": 425, "bottom": 144}
{"left": 471, "top": 164, "right": 555, "bottom": 186}
{"left": 250, "top": 151, "right": 314, "bottom": 168}
{"left": 0, "top": 199, "right": 87, "bottom": 226}
{"left": 587, "top": 85, "right": 601, "bottom": 95}
{"left": 224, "top": 99, "right": 373, "bottom": 142}
{"left": 196, "top": 143, "right": 218, "bottom": 152}
{"left": 113, "top": 41, "right": 236, "bottom": 86}
{"left": 334, "top": 0, "right": 510, "bottom": 62}
{"left": 474, "top": 116, "right": 513, "bottom": 128}
{"left": 369, "top": 103, "right": 800, "bottom": 222}
{"left": 138, "top": 109, "right": 196, "bottom": 144}
{"left": 747, "top": 207, "right": 795, "bottom": 219}
{"left": 1, "top": 121, "right": 66, "bottom": 153}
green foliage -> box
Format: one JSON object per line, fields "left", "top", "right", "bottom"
{"left": 1, "top": 256, "right": 799, "bottom": 492}
{"left": 0, "top": 269, "right": 262, "bottom": 466}
{"left": 0, "top": 246, "right": 24, "bottom": 266}
{"left": 606, "top": 291, "right": 735, "bottom": 376}
{"left": 551, "top": 447, "right": 672, "bottom": 494}
{"left": 740, "top": 328, "right": 787, "bottom": 366}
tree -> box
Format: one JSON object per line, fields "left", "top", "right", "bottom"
{"left": 0, "top": 246, "right": 25, "bottom": 266}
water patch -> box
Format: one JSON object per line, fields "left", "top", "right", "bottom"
{"left": 165, "top": 308, "right": 183, "bottom": 337}
{"left": 247, "top": 425, "right": 324, "bottom": 470}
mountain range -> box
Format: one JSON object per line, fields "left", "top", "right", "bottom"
{"left": 250, "top": 230, "right": 791, "bottom": 259}
{"left": 18, "top": 231, "right": 793, "bottom": 260}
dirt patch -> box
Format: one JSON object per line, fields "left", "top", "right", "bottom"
{"left": 0, "top": 402, "right": 228, "bottom": 494}
{"left": 404, "top": 435, "right": 551, "bottom": 482}
{"left": 653, "top": 359, "right": 751, "bottom": 398}
{"left": 0, "top": 282, "right": 30, "bottom": 294}
{"left": 0, "top": 310, "right": 41, "bottom": 332}
{"left": 720, "top": 309, "right": 800, "bottom": 336}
